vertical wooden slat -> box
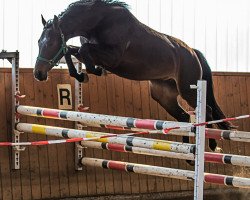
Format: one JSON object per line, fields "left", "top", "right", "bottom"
{"left": 79, "top": 73, "right": 91, "bottom": 196}
{"left": 111, "top": 75, "right": 125, "bottom": 194}
{"left": 122, "top": 78, "right": 134, "bottom": 194}
{"left": 19, "top": 71, "right": 32, "bottom": 200}
{"left": 42, "top": 71, "right": 60, "bottom": 198}
{"left": 149, "top": 94, "right": 166, "bottom": 192}
{"left": 147, "top": 82, "right": 161, "bottom": 193}
{"left": 61, "top": 73, "right": 79, "bottom": 197}
{"left": 215, "top": 75, "right": 229, "bottom": 191}
{"left": 106, "top": 74, "right": 117, "bottom": 194}
{"left": 0, "top": 71, "right": 12, "bottom": 200}
{"left": 33, "top": 78, "right": 51, "bottom": 199}
{"left": 131, "top": 80, "right": 148, "bottom": 194}
{"left": 207, "top": 75, "right": 219, "bottom": 190}
{"left": 245, "top": 77, "right": 250, "bottom": 159}
{"left": 23, "top": 71, "right": 42, "bottom": 199}
{"left": 238, "top": 76, "right": 248, "bottom": 156}
{"left": 223, "top": 75, "right": 234, "bottom": 191}
{"left": 156, "top": 90, "right": 173, "bottom": 192}
{"left": 51, "top": 71, "right": 70, "bottom": 198}
{"left": 97, "top": 74, "right": 114, "bottom": 195}
{"left": 84, "top": 75, "right": 97, "bottom": 196}
{"left": 88, "top": 75, "right": 106, "bottom": 195}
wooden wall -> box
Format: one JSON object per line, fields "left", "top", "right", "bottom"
{"left": 0, "top": 68, "right": 249, "bottom": 200}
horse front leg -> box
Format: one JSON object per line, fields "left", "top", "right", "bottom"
{"left": 78, "top": 44, "right": 104, "bottom": 76}
{"left": 65, "top": 46, "right": 89, "bottom": 83}
{"left": 78, "top": 43, "right": 123, "bottom": 76}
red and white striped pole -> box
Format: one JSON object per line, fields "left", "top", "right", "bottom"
{"left": 14, "top": 123, "right": 250, "bottom": 167}
{"left": 16, "top": 105, "right": 192, "bottom": 132}
{"left": 16, "top": 123, "right": 195, "bottom": 154}
{"left": 81, "top": 157, "right": 250, "bottom": 189}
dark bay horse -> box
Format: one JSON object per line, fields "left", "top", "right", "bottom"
{"left": 34, "top": 0, "right": 233, "bottom": 164}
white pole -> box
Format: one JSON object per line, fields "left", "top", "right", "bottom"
{"left": 75, "top": 62, "right": 84, "bottom": 170}
{"left": 193, "top": 80, "right": 207, "bottom": 200}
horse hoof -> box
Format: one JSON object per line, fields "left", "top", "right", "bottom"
{"left": 102, "top": 69, "right": 108, "bottom": 76}
{"left": 214, "top": 147, "right": 223, "bottom": 153}
{"left": 186, "top": 160, "right": 195, "bottom": 166}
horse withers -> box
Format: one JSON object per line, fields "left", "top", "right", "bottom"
{"left": 34, "top": 0, "right": 233, "bottom": 165}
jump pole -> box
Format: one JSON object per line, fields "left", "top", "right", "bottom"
{"left": 15, "top": 105, "right": 193, "bottom": 132}
{"left": 155, "top": 128, "right": 250, "bottom": 143}
{"left": 16, "top": 106, "right": 250, "bottom": 143}
{"left": 15, "top": 123, "right": 250, "bottom": 167}
{"left": 16, "top": 123, "right": 195, "bottom": 154}
{"left": 80, "top": 157, "right": 250, "bottom": 189}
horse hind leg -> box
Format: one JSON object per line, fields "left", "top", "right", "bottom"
{"left": 150, "top": 79, "right": 194, "bottom": 165}
{"left": 177, "top": 77, "right": 220, "bottom": 152}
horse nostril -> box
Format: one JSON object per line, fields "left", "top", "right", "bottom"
{"left": 35, "top": 70, "right": 41, "bottom": 78}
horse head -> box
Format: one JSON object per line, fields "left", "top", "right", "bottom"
{"left": 34, "top": 15, "right": 67, "bottom": 81}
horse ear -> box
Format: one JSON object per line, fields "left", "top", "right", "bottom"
{"left": 41, "top": 14, "right": 46, "bottom": 26}
{"left": 53, "top": 15, "right": 60, "bottom": 29}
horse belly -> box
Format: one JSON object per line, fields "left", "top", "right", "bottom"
{"left": 106, "top": 62, "right": 173, "bottom": 81}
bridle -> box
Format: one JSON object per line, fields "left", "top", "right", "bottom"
{"left": 36, "top": 28, "right": 68, "bottom": 66}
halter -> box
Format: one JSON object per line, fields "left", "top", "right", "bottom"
{"left": 36, "top": 28, "right": 68, "bottom": 66}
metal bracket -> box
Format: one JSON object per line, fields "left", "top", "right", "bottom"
{"left": 0, "top": 50, "right": 23, "bottom": 170}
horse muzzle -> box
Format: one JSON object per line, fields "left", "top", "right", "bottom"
{"left": 33, "top": 69, "right": 48, "bottom": 81}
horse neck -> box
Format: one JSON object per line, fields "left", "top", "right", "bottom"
{"left": 60, "top": 6, "right": 107, "bottom": 41}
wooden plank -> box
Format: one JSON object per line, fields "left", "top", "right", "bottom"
{"left": 96, "top": 74, "right": 115, "bottom": 195}
{"left": 88, "top": 75, "right": 106, "bottom": 195}
{"left": 238, "top": 76, "right": 248, "bottom": 156}
{"left": 19, "top": 72, "right": 32, "bottom": 200}
{"left": 147, "top": 82, "right": 161, "bottom": 193}
{"left": 144, "top": 81, "right": 165, "bottom": 193}
{"left": 141, "top": 80, "right": 155, "bottom": 194}
{"left": 1, "top": 68, "right": 250, "bottom": 198}
{"left": 22, "top": 71, "right": 42, "bottom": 199}
{"left": 214, "top": 75, "right": 228, "bottom": 191}
{"left": 42, "top": 71, "right": 60, "bottom": 198}
{"left": 84, "top": 75, "right": 97, "bottom": 196}
{"left": 111, "top": 75, "right": 125, "bottom": 194}
{"left": 51, "top": 71, "right": 70, "bottom": 198}
{"left": 0, "top": 71, "right": 12, "bottom": 200}
{"left": 106, "top": 74, "right": 118, "bottom": 194}
{"left": 223, "top": 76, "right": 234, "bottom": 180}
{"left": 207, "top": 75, "right": 219, "bottom": 190}
{"left": 33, "top": 78, "right": 51, "bottom": 199}
{"left": 231, "top": 77, "right": 243, "bottom": 160}
{"left": 156, "top": 90, "right": 173, "bottom": 192}
{"left": 245, "top": 77, "right": 250, "bottom": 159}
{"left": 131, "top": 80, "right": 147, "bottom": 194}
{"left": 77, "top": 76, "right": 89, "bottom": 197}
{"left": 61, "top": 73, "right": 79, "bottom": 197}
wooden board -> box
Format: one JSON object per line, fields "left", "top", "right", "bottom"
{"left": 0, "top": 68, "right": 250, "bottom": 199}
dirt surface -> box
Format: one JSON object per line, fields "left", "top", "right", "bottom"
{"left": 47, "top": 189, "right": 250, "bottom": 200}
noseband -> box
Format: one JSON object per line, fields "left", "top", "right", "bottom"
{"left": 36, "top": 28, "right": 68, "bottom": 66}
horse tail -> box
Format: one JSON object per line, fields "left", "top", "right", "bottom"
{"left": 193, "top": 49, "right": 233, "bottom": 130}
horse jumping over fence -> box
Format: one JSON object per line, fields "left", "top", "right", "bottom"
{"left": 34, "top": 0, "right": 233, "bottom": 163}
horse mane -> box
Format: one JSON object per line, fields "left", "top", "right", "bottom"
{"left": 58, "top": 0, "right": 129, "bottom": 18}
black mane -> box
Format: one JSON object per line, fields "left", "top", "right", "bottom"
{"left": 44, "top": 0, "right": 129, "bottom": 28}
{"left": 59, "top": 0, "right": 129, "bottom": 18}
